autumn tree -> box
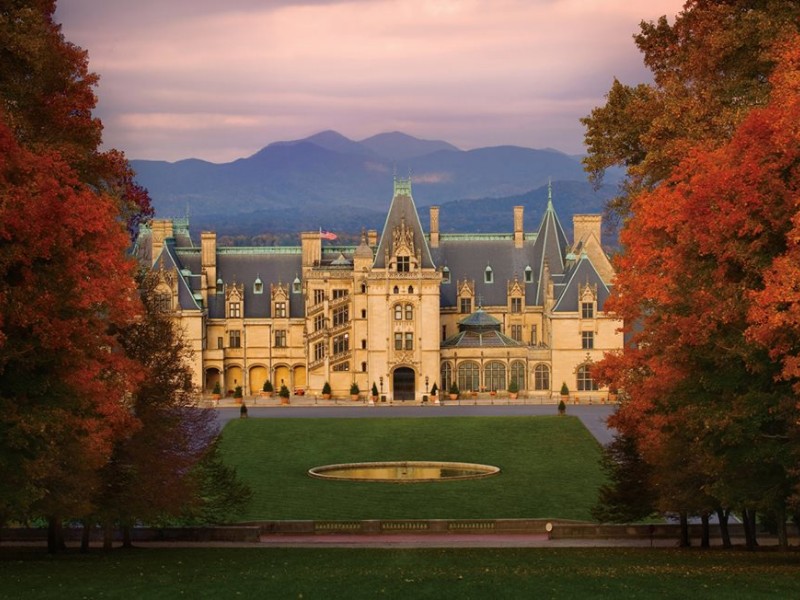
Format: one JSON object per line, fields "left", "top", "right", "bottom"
{"left": 582, "top": 0, "right": 800, "bottom": 216}
{"left": 593, "top": 37, "right": 800, "bottom": 548}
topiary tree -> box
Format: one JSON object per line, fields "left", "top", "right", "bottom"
{"left": 560, "top": 382, "right": 569, "bottom": 396}
{"left": 449, "top": 382, "right": 460, "bottom": 396}
{"left": 371, "top": 382, "right": 379, "bottom": 397}
{"left": 234, "top": 385, "right": 243, "bottom": 399}
{"left": 262, "top": 380, "right": 273, "bottom": 393}
{"left": 279, "top": 384, "right": 290, "bottom": 399}
{"left": 508, "top": 378, "right": 519, "bottom": 394}
{"left": 322, "top": 381, "right": 332, "bottom": 396}
{"left": 430, "top": 383, "right": 438, "bottom": 396}
{"left": 350, "top": 382, "right": 360, "bottom": 396}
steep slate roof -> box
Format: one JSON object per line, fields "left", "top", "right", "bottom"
{"left": 373, "top": 177, "right": 436, "bottom": 270}
{"left": 530, "top": 188, "right": 570, "bottom": 306}
{"left": 154, "top": 241, "right": 203, "bottom": 311}
{"left": 552, "top": 252, "right": 612, "bottom": 313}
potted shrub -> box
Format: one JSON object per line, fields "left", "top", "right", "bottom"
{"left": 211, "top": 381, "right": 222, "bottom": 401}
{"left": 350, "top": 382, "right": 360, "bottom": 401}
{"left": 279, "top": 384, "right": 290, "bottom": 405}
{"left": 449, "top": 382, "right": 459, "bottom": 401}
{"left": 261, "top": 379, "right": 274, "bottom": 397}
{"left": 560, "top": 382, "right": 569, "bottom": 404}
{"left": 430, "top": 383, "right": 438, "bottom": 398}
{"left": 234, "top": 385, "right": 244, "bottom": 404}
{"left": 371, "top": 382, "right": 379, "bottom": 403}
{"left": 558, "top": 399, "right": 566, "bottom": 415}
{"left": 508, "top": 378, "right": 519, "bottom": 400}
{"left": 322, "top": 381, "right": 332, "bottom": 400}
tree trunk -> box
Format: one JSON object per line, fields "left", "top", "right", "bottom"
{"left": 679, "top": 512, "right": 691, "bottom": 547}
{"left": 700, "top": 512, "right": 710, "bottom": 548}
{"left": 47, "top": 516, "right": 66, "bottom": 554}
{"left": 122, "top": 523, "right": 133, "bottom": 549}
{"left": 80, "top": 520, "right": 91, "bottom": 553}
{"left": 716, "top": 507, "right": 732, "bottom": 548}
{"left": 775, "top": 506, "right": 788, "bottom": 550}
{"left": 103, "top": 520, "right": 114, "bottom": 550}
{"left": 742, "top": 508, "right": 758, "bottom": 551}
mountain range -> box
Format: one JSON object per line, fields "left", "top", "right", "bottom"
{"left": 130, "top": 130, "right": 621, "bottom": 240}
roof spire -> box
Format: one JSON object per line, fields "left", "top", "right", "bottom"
{"left": 547, "top": 177, "right": 553, "bottom": 210}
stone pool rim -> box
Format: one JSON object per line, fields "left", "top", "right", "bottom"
{"left": 307, "top": 461, "right": 501, "bottom": 483}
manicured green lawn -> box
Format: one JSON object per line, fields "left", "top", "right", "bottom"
{"left": 1, "top": 547, "right": 798, "bottom": 599}
{"left": 221, "top": 416, "right": 605, "bottom": 521}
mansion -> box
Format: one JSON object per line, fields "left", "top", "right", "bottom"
{"left": 138, "top": 178, "right": 622, "bottom": 401}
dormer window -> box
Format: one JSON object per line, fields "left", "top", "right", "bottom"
{"left": 292, "top": 277, "right": 301, "bottom": 294}
{"left": 253, "top": 277, "right": 263, "bottom": 294}
{"left": 397, "top": 256, "right": 410, "bottom": 273}
{"left": 484, "top": 265, "right": 493, "bottom": 284}
{"left": 442, "top": 266, "right": 451, "bottom": 284}
{"left": 216, "top": 278, "right": 223, "bottom": 294}
{"left": 524, "top": 265, "right": 533, "bottom": 283}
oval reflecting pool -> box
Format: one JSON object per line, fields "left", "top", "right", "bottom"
{"left": 308, "top": 461, "right": 500, "bottom": 482}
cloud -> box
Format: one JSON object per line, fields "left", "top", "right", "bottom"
{"left": 56, "top": 0, "right": 685, "bottom": 162}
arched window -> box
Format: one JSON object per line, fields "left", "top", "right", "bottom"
{"left": 442, "top": 266, "right": 451, "bottom": 284}
{"left": 534, "top": 364, "right": 550, "bottom": 391}
{"left": 440, "top": 362, "right": 453, "bottom": 392}
{"left": 405, "top": 303, "right": 413, "bottom": 320}
{"left": 484, "top": 361, "right": 506, "bottom": 392}
{"left": 216, "top": 278, "right": 223, "bottom": 294}
{"left": 253, "top": 277, "right": 263, "bottom": 294}
{"left": 292, "top": 277, "right": 301, "bottom": 294}
{"left": 457, "top": 361, "right": 480, "bottom": 392}
{"left": 393, "top": 286, "right": 399, "bottom": 294}
{"left": 524, "top": 265, "right": 533, "bottom": 283}
{"left": 484, "top": 265, "right": 493, "bottom": 283}
{"left": 394, "top": 304, "right": 403, "bottom": 320}
{"left": 577, "top": 364, "right": 598, "bottom": 391}
{"left": 510, "top": 361, "right": 526, "bottom": 390}
{"left": 361, "top": 283, "right": 367, "bottom": 293}
{"left": 408, "top": 285, "right": 414, "bottom": 294}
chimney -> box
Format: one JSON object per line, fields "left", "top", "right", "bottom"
{"left": 429, "top": 206, "right": 440, "bottom": 248}
{"left": 367, "top": 229, "right": 378, "bottom": 247}
{"left": 513, "top": 206, "right": 524, "bottom": 248}
{"left": 150, "top": 219, "right": 173, "bottom": 264}
{"left": 573, "top": 215, "right": 602, "bottom": 245}
{"left": 301, "top": 231, "right": 322, "bottom": 267}
{"left": 201, "top": 231, "right": 217, "bottom": 296}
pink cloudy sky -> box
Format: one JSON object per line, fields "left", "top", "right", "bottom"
{"left": 55, "top": 0, "right": 685, "bottom": 163}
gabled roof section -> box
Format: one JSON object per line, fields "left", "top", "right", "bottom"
{"left": 152, "top": 241, "right": 202, "bottom": 311}
{"left": 531, "top": 183, "right": 570, "bottom": 305}
{"left": 552, "top": 252, "right": 612, "bottom": 313}
{"left": 372, "top": 176, "right": 436, "bottom": 269}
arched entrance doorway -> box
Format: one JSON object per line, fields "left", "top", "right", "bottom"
{"left": 205, "top": 368, "right": 221, "bottom": 394}
{"left": 393, "top": 367, "right": 415, "bottom": 401}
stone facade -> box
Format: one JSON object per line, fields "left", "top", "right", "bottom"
{"left": 139, "top": 178, "right": 621, "bottom": 402}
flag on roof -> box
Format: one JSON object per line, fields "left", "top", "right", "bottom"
{"left": 320, "top": 230, "right": 338, "bottom": 240}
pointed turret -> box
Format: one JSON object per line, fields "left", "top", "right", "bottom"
{"left": 531, "top": 181, "right": 570, "bottom": 305}
{"left": 372, "top": 176, "right": 435, "bottom": 270}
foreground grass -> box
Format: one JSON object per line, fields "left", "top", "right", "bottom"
{"left": 1, "top": 547, "right": 798, "bottom": 599}
{"left": 221, "top": 416, "right": 604, "bottom": 521}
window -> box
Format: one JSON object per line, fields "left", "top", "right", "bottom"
{"left": 292, "top": 277, "right": 301, "bottom": 294}
{"left": 397, "top": 256, "right": 409, "bottom": 272}
{"left": 393, "top": 286, "right": 399, "bottom": 294}
{"left": 254, "top": 278, "right": 263, "bottom": 294}
{"left": 484, "top": 266, "right": 493, "bottom": 283}
{"left": 229, "top": 302, "right": 241, "bottom": 318}
{"left": 511, "top": 324, "right": 522, "bottom": 342}
{"left": 405, "top": 332, "right": 413, "bottom": 350}
{"left": 408, "top": 285, "right": 413, "bottom": 294}
{"left": 313, "top": 289, "right": 325, "bottom": 304}
{"left": 275, "top": 329, "right": 287, "bottom": 348}
{"left": 217, "top": 336, "right": 223, "bottom": 350}
{"left": 361, "top": 339, "right": 367, "bottom": 349}
{"left": 360, "top": 283, "right": 366, "bottom": 293}
{"left": 333, "top": 362, "right": 349, "bottom": 371}
{"left": 531, "top": 325, "right": 538, "bottom": 346}
{"left": 229, "top": 330, "right": 241, "bottom": 348}
{"left": 457, "top": 361, "right": 480, "bottom": 392}
{"left": 154, "top": 293, "right": 171, "bottom": 313}
{"left": 333, "top": 333, "right": 349, "bottom": 354}
{"left": 394, "top": 332, "right": 403, "bottom": 350}
{"left": 460, "top": 297, "right": 472, "bottom": 314}
{"left": 442, "top": 325, "right": 447, "bottom": 341}
{"left": 484, "top": 361, "right": 506, "bottom": 392}
{"left": 333, "top": 305, "right": 349, "bottom": 327}
{"left": 510, "top": 361, "right": 526, "bottom": 390}
{"left": 361, "top": 362, "right": 367, "bottom": 372}
{"left": 582, "top": 302, "right": 594, "bottom": 319}
{"left": 361, "top": 309, "right": 366, "bottom": 318}
{"left": 534, "top": 364, "right": 550, "bottom": 390}
{"left": 314, "top": 314, "right": 325, "bottom": 332}
{"left": 442, "top": 267, "right": 450, "bottom": 283}
{"left": 582, "top": 331, "right": 594, "bottom": 350}
{"left": 511, "top": 297, "right": 522, "bottom": 313}
{"left": 332, "top": 289, "right": 348, "bottom": 300}
{"left": 405, "top": 304, "right": 413, "bottom": 320}
{"left": 577, "top": 364, "right": 598, "bottom": 391}
{"left": 524, "top": 266, "right": 533, "bottom": 283}
{"left": 314, "top": 341, "right": 326, "bottom": 361}
{"left": 394, "top": 304, "right": 403, "bottom": 320}
{"left": 440, "top": 362, "right": 453, "bottom": 392}
{"left": 274, "top": 302, "right": 286, "bottom": 317}
{"left": 216, "top": 278, "right": 223, "bottom": 294}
